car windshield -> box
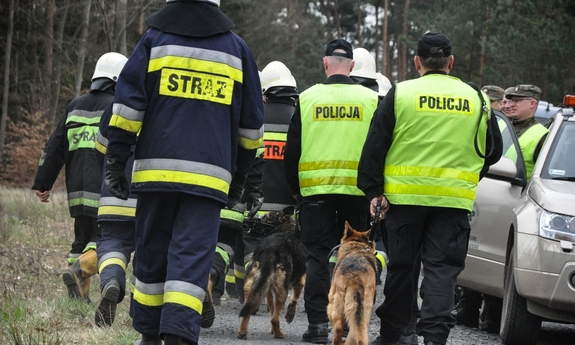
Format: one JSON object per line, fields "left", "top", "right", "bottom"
{"left": 544, "top": 121, "right": 575, "bottom": 180}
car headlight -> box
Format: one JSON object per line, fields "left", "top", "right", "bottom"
{"left": 540, "top": 210, "right": 575, "bottom": 243}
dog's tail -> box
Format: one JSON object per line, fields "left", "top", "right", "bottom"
{"left": 239, "top": 253, "right": 276, "bottom": 317}
{"left": 344, "top": 287, "right": 368, "bottom": 345}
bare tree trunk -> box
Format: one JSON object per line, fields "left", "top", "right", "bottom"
{"left": 382, "top": 0, "right": 389, "bottom": 77}
{"left": 374, "top": 4, "right": 380, "bottom": 70}
{"left": 334, "top": 0, "right": 341, "bottom": 37}
{"left": 114, "top": 0, "right": 128, "bottom": 55}
{"left": 42, "top": 0, "right": 55, "bottom": 120}
{"left": 49, "top": 2, "right": 69, "bottom": 128}
{"left": 0, "top": 0, "right": 15, "bottom": 162}
{"left": 74, "top": 0, "right": 92, "bottom": 98}
{"left": 398, "top": 0, "right": 410, "bottom": 82}
{"left": 356, "top": 1, "right": 362, "bottom": 46}
{"left": 478, "top": 2, "right": 490, "bottom": 87}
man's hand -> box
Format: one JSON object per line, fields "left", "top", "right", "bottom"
{"left": 35, "top": 190, "right": 50, "bottom": 203}
{"left": 370, "top": 195, "right": 390, "bottom": 219}
{"left": 105, "top": 152, "right": 130, "bottom": 200}
{"left": 246, "top": 192, "right": 264, "bottom": 218}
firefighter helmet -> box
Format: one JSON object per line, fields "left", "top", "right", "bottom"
{"left": 260, "top": 61, "right": 297, "bottom": 94}
{"left": 376, "top": 72, "right": 392, "bottom": 97}
{"left": 167, "top": 0, "right": 220, "bottom": 6}
{"left": 350, "top": 48, "right": 377, "bottom": 80}
{"left": 91, "top": 52, "right": 128, "bottom": 82}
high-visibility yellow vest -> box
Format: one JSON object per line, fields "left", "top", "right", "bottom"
{"left": 298, "top": 83, "right": 378, "bottom": 196}
{"left": 386, "top": 74, "right": 489, "bottom": 211}
{"left": 518, "top": 124, "right": 549, "bottom": 178}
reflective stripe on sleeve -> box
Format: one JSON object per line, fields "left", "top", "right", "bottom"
{"left": 68, "top": 191, "right": 100, "bottom": 208}
{"left": 98, "top": 197, "right": 137, "bottom": 217}
{"left": 109, "top": 104, "right": 145, "bottom": 133}
{"left": 239, "top": 126, "right": 264, "bottom": 150}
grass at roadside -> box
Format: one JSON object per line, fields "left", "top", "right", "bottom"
{"left": 0, "top": 187, "right": 138, "bottom": 344}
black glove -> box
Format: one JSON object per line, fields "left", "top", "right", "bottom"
{"left": 227, "top": 173, "right": 247, "bottom": 209}
{"left": 246, "top": 192, "right": 264, "bottom": 218}
{"left": 105, "top": 151, "right": 130, "bottom": 200}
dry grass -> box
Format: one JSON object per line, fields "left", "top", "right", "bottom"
{"left": 0, "top": 187, "right": 138, "bottom": 345}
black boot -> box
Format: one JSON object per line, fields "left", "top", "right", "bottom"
{"left": 451, "top": 286, "right": 481, "bottom": 328}
{"left": 95, "top": 279, "right": 120, "bottom": 327}
{"left": 302, "top": 322, "right": 329, "bottom": 344}
{"left": 133, "top": 334, "right": 162, "bottom": 345}
{"left": 200, "top": 274, "right": 216, "bottom": 328}
{"left": 164, "top": 334, "right": 195, "bottom": 345}
{"left": 479, "top": 295, "right": 502, "bottom": 333}
{"left": 398, "top": 313, "right": 419, "bottom": 345}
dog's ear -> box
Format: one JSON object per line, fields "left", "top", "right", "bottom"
{"left": 363, "top": 229, "right": 371, "bottom": 242}
{"left": 280, "top": 206, "right": 295, "bottom": 223}
{"left": 342, "top": 221, "right": 353, "bottom": 240}
{"left": 281, "top": 205, "right": 295, "bottom": 217}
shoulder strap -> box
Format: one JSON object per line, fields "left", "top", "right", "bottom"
{"left": 467, "top": 82, "right": 494, "bottom": 159}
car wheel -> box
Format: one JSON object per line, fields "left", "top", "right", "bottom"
{"left": 500, "top": 247, "right": 542, "bottom": 345}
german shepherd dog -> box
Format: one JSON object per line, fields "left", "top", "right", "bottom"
{"left": 327, "top": 221, "right": 377, "bottom": 345}
{"left": 237, "top": 205, "right": 307, "bottom": 340}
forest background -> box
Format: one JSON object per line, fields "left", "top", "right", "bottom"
{"left": 1, "top": 0, "right": 575, "bottom": 187}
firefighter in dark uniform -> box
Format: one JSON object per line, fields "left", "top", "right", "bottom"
{"left": 230, "top": 60, "right": 299, "bottom": 300}
{"left": 32, "top": 52, "right": 127, "bottom": 300}
{"left": 358, "top": 32, "right": 503, "bottom": 345}
{"left": 103, "top": 1, "right": 264, "bottom": 344}
{"left": 284, "top": 39, "right": 379, "bottom": 344}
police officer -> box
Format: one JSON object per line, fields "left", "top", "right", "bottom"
{"left": 103, "top": 1, "right": 264, "bottom": 345}
{"left": 358, "top": 32, "right": 502, "bottom": 345}
{"left": 284, "top": 38, "right": 379, "bottom": 344}
{"left": 32, "top": 52, "right": 127, "bottom": 300}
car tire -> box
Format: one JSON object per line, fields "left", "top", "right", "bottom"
{"left": 500, "top": 247, "right": 542, "bottom": 345}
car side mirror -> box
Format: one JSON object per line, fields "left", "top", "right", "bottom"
{"left": 487, "top": 156, "right": 517, "bottom": 179}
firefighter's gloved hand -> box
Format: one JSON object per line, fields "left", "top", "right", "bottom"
{"left": 247, "top": 192, "right": 264, "bottom": 218}
{"left": 227, "top": 197, "right": 241, "bottom": 210}
{"left": 105, "top": 151, "right": 130, "bottom": 200}
{"left": 227, "top": 173, "right": 247, "bottom": 209}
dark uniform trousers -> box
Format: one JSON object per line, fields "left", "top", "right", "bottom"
{"left": 299, "top": 194, "right": 369, "bottom": 325}
{"left": 132, "top": 192, "right": 220, "bottom": 342}
{"left": 212, "top": 220, "right": 242, "bottom": 296}
{"left": 71, "top": 216, "right": 100, "bottom": 255}
{"left": 97, "top": 221, "right": 135, "bottom": 302}
{"left": 377, "top": 205, "right": 470, "bottom": 345}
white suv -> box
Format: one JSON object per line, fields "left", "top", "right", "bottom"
{"left": 457, "top": 101, "right": 575, "bottom": 345}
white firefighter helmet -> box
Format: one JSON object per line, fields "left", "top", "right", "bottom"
{"left": 91, "top": 52, "right": 128, "bottom": 82}
{"left": 350, "top": 48, "right": 377, "bottom": 80}
{"left": 167, "top": 0, "right": 220, "bottom": 5}
{"left": 376, "top": 72, "right": 392, "bottom": 97}
{"left": 260, "top": 61, "right": 297, "bottom": 94}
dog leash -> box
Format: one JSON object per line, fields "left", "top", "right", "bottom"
{"left": 368, "top": 197, "right": 383, "bottom": 246}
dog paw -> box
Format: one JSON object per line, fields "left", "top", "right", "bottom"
{"left": 237, "top": 331, "right": 248, "bottom": 340}
{"left": 285, "top": 309, "right": 295, "bottom": 324}
{"left": 273, "top": 331, "right": 285, "bottom": 339}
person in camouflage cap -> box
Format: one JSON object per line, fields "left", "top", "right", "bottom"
{"left": 482, "top": 85, "right": 505, "bottom": 111}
